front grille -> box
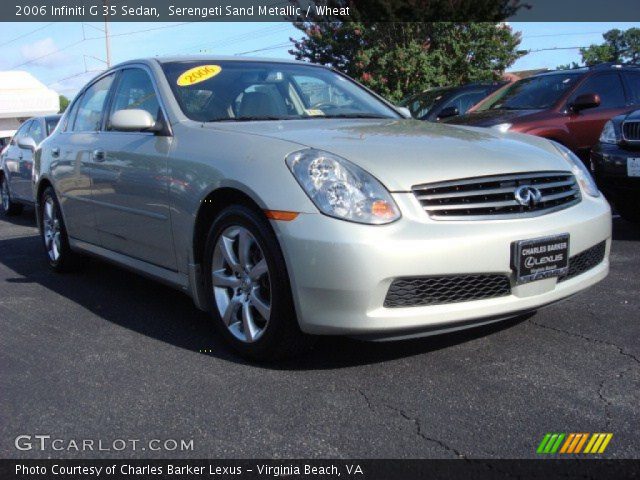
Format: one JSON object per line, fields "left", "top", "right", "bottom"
{"left": 622, "top": 121, "right": 640, "bottom": 142}
{"left": 384, "top": 274, "right": 511, "bottom": 308}
{"left": 413, "top": 171, "right": 581, "bottom": 220}
{"left": 558, "top": 241, "right": 606, "bottom": 283}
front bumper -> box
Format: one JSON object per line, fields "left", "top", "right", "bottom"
{"left": 591, "top": 143, "right": 640, "bottom": 201}
{"left": 274, "top": 193, "right": 612, "bottom": 338}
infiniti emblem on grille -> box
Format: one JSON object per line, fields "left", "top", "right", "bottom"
{"left": 514, "top": 185, "right": 542, "bottom": 207}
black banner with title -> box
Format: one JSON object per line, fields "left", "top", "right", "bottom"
{"left": 6, "top": 0, "right": 640, "bottom": 22}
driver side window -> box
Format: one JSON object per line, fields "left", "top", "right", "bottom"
{"left": 570, "top": 73, "right": 625, "bottom": 110}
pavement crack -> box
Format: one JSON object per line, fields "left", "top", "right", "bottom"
{"left": 527, "top": 318, "right": 640, "bottom": 366}
{"left": 356, "top": 389, "right": 466, "bottom": 458}
{"left": 384, "top": 403, "right": 467, "bottom": 459}
{"left": 528, "top": 317, "right": 639, "bottom": 430}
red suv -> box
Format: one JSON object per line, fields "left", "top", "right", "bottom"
{"left": 445, "top": 64, "right": 640, "bottom": 161}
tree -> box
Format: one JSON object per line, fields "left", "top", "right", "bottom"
{"left": 290, "top": 22, "right": 524, "bottom": 102}
{"left": 577, "top": 28, "right": 640, "bottom": 66}
{"left": 59, "top": 95, "right": 70, "bottom": 113}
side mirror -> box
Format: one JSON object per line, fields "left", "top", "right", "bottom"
{"left": 436, "top": 106, "right": 460, "bottom": 120}
{"left": 569, "top": 93, "right": 600, "bottom": 112}
{"left": 110, "top": 109, "right": 157, "bottom": 132}
{"left": 396, "top": 106, "right": 413, "bottom": 119}
{"left": 17, "top": 136, "right": 37, "bottom": 151}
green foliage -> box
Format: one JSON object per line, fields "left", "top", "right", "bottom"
{"left": 59, "top": 95, "right": 70, "bottom": 113}
{"left": 290, "top": 22, "right": 524, "bottom": 102}
{"left": 578, "top": 28, "right": 640, "bottom": 66}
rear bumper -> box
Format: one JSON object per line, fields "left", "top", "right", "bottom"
{"left": 274, "top": 193, "right": 611, "bottom": 337}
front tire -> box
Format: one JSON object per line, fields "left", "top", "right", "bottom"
{"left": 39, "top": 186, "right": 82, "bottom": 272}
{"left": 203, "top": 205, "right": 314, "bottom": 361}
{"left": 0, "top": 175, "right": 23, "bottom": 216}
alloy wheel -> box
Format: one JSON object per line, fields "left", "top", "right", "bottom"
{"left": 43, "top": 197, "right": 61, "bottom": 262}
{"left": 211, "top": 225, "right": 272, "bottom": 343}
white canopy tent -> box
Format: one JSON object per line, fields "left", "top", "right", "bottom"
{"left": 0, "top": 71, "right": 59, "bottom": 139}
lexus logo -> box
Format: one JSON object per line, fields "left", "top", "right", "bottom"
{"left": 514, "top": 185, "right": 542, "bottom": 207}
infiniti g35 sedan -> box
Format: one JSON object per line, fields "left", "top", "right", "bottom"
{"left": 33, "top": 57, "right": 612, "bottom": 360}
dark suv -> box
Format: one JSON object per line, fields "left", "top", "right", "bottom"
{"left": 445, "top": 64, "right": 640, "bottom": 161}
{"left": 591, "top": 109, "right": 640, "bottom": 223}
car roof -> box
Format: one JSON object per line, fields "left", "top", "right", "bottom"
{"left": 115, "top": 55, "right": 318, "bottom": 68}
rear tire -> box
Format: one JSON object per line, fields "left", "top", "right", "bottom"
{"left": 203, "top": 205, "right": 315, "bottom": 361}
{"left": 39, "top": 186, "right": 83, "bottom": 272}
{"left": 0, "top": 175, "right": 23, "bottom": 216}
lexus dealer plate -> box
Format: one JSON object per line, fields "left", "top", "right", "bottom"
{"left": 512, "top": 234, "right": 570, "bottom": 284}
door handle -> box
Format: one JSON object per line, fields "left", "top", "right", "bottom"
{"left": 51, "top": 147, "right": 60, "bottom": 158}
{"left": 18, "top": 152, "right": 23, "bottom": 160}
{"left": 93, "top": 150, "right": 106, "bottom": 162}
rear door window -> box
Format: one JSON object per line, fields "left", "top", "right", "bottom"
{"left": 12, "top": 121, "right": 32, "bottom": 145}
{"left": 72, "top": 74, "right": 115, "bottom": 132}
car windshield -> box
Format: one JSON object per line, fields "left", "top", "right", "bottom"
{"left": 162, "top": 61, "right": 399, "bottom": 122}
{"left": 480, "top": 72, "right": 582, "bottom": 111}
{"left": 399, "top": 88, "right": 449, "bottom": 118}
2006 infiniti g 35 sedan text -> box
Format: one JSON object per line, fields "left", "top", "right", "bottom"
{"left": 33, "top": 57, "right": 612, "bottom": 360}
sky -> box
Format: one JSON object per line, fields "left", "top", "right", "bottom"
{"left": 0, "top": 21, "right": 638, "bottom": 98}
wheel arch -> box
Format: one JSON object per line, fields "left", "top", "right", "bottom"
{"left": 192, "top": 186, "right": 267, "bottom": 267}
{"left": 34, "top": 176, "right": 54, "bottom": 231}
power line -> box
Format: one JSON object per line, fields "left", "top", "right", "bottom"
{"left": 47, "top": 70, "right": 102, "bottom": 87}
{"left": 9, "top": 38, "right": 92, "bottom": 69}
{"left": 0, "top": 23, "right": 55, "bottom": 48}
{"left": 170, "top": 24, "right": 289, "bottom": 55}
{"left": 235, "top": 42, "right": 292, "bottom": 56}
{"left": 524, "top": 31, "right": 603, "bottom": 39}
{"left": 86, "top": 21, "right": 194, "bottom": 40}
{"left": 527, "top": 46, "right": 586, "bottom": 53}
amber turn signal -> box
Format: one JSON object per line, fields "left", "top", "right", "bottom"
{"left": 264, "top": 210, "right": 299, "bottom": 221}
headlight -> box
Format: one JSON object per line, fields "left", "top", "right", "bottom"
{"left": 286, "top": 149, "right": 400, "bottom": 224}
{"left": 550, "top": 141, "right": 600, "bottom": 198}
{"left": 599, "top": 120, "right": 619, "bottom": 144}
{"left": 491, "top": 123, "right": 512, "bottom": 133}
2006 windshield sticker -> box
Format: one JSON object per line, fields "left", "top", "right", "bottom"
{"left": 177, "top": 65, "right": 221, "bottom": 86}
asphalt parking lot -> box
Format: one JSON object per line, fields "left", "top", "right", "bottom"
{"left": 1, "top": 209, "right": 638, "bottom": 459}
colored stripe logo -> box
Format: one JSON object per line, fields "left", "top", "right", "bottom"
{"left": 537, "top": 433, "right": 613, "bottom": 454}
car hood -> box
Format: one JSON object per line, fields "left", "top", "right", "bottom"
{"left": 204, "top": 118, "right": 568, "bottom": 191}
{"left": 443, "top": 108, "right": 542, "bottom": 127}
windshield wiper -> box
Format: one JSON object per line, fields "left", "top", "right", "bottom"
{"left": 209, "top": 116, "right": 290, "bottom": 122}
{"left": 319, "top": 113, "right": 391, "bottom": 119}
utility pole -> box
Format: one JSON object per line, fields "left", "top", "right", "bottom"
{"left": 103, "top": 0, "right": 111, "bottom": 67}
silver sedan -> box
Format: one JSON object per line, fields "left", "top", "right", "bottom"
{"left": 34, "top": 57, "right": 611, "bottom": 360}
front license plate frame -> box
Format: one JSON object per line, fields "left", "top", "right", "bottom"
{"left": 511, "top": 234, "right": 570, "bottom": 284}
{"left": 627, "top": 157, "right": 640, "bottom": 177}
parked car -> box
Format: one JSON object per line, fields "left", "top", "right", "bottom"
{"left": 0, "top": 115, "right": 61, "bottom": 215}
{"left": 34, "top": 57, "right": 611, "bottom": 360}
{"left": 399, "top": 82, "right": 506, "bottom": 122}
{"left": 591, "top": 109, "right": 640, "bottom": 223}
{"left": 444, "top": 64, "right": 640, "bottom": 161}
